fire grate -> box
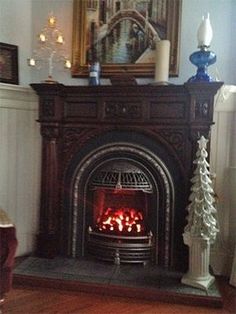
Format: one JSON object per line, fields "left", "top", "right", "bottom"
{"left": 87, "top": 227, "right": 154, "bottom": 265}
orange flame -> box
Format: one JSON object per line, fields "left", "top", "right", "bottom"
{"left": 96, "top": 207, "right": 145, "bottom": 235}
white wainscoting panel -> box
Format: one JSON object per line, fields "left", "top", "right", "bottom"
{"left": 210, "top": 85, "right": 236, "bottom": 276}
{"left": 0, "top": 83, "right": 41, "bottom": 256}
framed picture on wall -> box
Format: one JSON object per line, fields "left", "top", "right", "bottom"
{"left": 0, "top": 42, "right": 19, "bottom": 85}
{"left": 71, "top": 0, "right": 182, "bottom": 78}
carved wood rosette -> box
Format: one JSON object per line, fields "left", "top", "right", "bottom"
{"left": 104, "top": 102, "right": 142, "bottom": 119}
{"left": 150, "top": 128, "right": 186, "bottom": 166}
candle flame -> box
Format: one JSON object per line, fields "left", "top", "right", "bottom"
{"left": 57, "top": 35, "right": 64, "bottom": 44}
{"left": 64, "top": 60, "right": 71, "bottom": 69}
{"left": 48, "top": 15, "right": 56, "bottom": 27}
{"left": 39, "top": 33, "right": 46, "bottom": 42}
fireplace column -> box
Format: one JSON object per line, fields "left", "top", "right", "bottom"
{"left": 37, "top": 126, "right": 60, "bottom": 257}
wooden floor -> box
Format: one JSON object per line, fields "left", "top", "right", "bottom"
{"left": 1, "top": 277, "right": 235, "bottom": 314}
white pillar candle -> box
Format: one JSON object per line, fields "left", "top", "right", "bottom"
{"left": 154, "top": 40, "right": 170, "bottom": 83}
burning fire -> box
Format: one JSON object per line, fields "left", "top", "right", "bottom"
{"left": 96, "top": 207, "right": 145, "bottom": 235}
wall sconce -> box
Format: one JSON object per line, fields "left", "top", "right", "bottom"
{"left": 28, "top": 13, "right": 71, "bottom": 83}
{"left": 188, "top": 13, "right": 216, "bottom": 82}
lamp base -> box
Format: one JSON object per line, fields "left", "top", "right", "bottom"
{"left": 188, "top": 73, "right": 214, "bottom": 83}
{"left": 188, "top": 49, "right": 216, "bottom": 82}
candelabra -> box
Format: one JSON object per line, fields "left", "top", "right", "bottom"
{"left": 28, "top": 13, "right": 71, "bottom": 83}
{"left": 188, "top": 13, "right": 216, "bottom": 82}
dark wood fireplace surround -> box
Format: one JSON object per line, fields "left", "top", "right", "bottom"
{"left": 31, "top": 82, "right": 222, "bottom": 271}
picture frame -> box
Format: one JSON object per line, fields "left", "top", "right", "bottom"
{"left": 0, "top": 43, "right": 19, "bottom": 85}
{"left": 72, "top": 0, "right": 182, "bottom": 78}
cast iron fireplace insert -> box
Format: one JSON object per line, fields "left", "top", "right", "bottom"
{"left": 87, "top": 160, "right": 154, "bottom": 265}
{"left": 31, "top": 82, "right": 222, "bottom": 271}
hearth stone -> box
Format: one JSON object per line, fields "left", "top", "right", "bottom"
{"left": 13, "top": 256, "right": 223, "bottom": 308}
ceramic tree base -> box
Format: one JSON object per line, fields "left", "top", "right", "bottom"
{"left": 182, "top": 233, "right": 216, "bottom": 291}
{"left": 181, "top": 272, "right": 215, "bottom": 291}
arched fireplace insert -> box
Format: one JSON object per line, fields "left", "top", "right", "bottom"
{"left": 62, "top": 131, "right": 181, "bottom": 268}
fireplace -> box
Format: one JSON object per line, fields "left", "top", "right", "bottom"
{"left": 32, "top": 82, "right": 222, "bottom": 271}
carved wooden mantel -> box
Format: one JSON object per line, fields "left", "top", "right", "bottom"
{"left": 31, "top": 82, "right": 222, "bottom": 269}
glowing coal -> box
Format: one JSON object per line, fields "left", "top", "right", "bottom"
{"left": 95, "top": 207, "right": 146, "bottom": 235}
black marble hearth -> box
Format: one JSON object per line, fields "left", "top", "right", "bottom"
{"left": 13, "top": 257, "right": 222, "bottom": 308}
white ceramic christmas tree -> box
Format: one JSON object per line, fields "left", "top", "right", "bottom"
{"left": 181, "top": 136, "right": 219, "bottom": 290}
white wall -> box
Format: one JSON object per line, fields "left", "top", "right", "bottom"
{"left": 0, "top": 0, "right": 32, "bottom": 85}
{"left": 0, "top": 0, "right": 235, "bottom": 86}
{"left": 0, "top": 83, "right": 41, "bottom": 256}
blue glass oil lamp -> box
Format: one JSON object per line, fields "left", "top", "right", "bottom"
{"left": 188, "top": 13, "right": 216, "bottom": 82}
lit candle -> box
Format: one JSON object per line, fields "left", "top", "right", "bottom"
{"left": 48, "top": 15, "right": 56, "bottom": 27}
{"left": 154, "top": 40, "right": 170, "bottom": 83}
{"left": 28, "top": 58, "right": 36, "bottom": 66}
{"left": 197, "top": 13, "right": 213, "bottom": 48}
{"left": 57, "top": 35, "right": 64, "bottom": 44}
{"left": 64, "top": 60, "right": 71, "bottom": 69}
{"left": 39, "top": 33, "right": 46, "bottom": 42}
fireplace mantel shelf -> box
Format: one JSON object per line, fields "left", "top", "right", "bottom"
{"left": 31, "top": 82, "right": 223, "bottom": 126}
